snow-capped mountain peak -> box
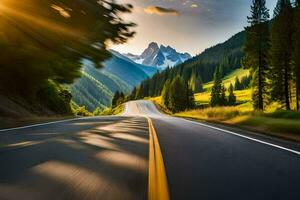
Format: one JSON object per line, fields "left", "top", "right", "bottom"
{"left": 123, "top": 42, "right": 191, "bottom": 70}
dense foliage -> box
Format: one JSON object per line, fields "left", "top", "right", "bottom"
{"left": 234, "top": 76, "right": 252, "bottom": 90}
{"left": 244, "top": 0, "right": 270, "bottom": 110}
{"left": 112, "top": 91, "right": 125, "bottom": 108}
{"left": 161, "top": 77, "right": 194, "bottom": 113}
{"left": 294, "top": 0, "right": 300, "bottom": 110}
{"left": 210, "top": 66, "right": 236, "bottom": 107}
{"left": 228, "top": 84, "right": 237, "bottom": 106}
{"left": 270, "top": 0, "right": 294, "bottom": 110}
{"left": 210, "top": 66, "right": 227, "bottom": 107}
{"left": 0, "top": 0, "right": 134, "bottom": 114}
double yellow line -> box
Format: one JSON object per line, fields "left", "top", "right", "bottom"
{"left": 147, "top": 117, "right": 170, "bottom": 200}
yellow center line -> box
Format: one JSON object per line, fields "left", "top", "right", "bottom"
{"left": 135, "top": 102, "right": 170, "bottom": 200}
{"left": 147, "top": 117, "right": 170, "bottom": 200}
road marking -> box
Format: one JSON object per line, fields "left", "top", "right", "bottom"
{"left": 183, "top": 119, "right": 300, "bottom": 156}
{"left": 0, "top": 116, "right": 108, "bottom": 132}
{"left": 147, "top": 117, "right": 170, "bottom": 200}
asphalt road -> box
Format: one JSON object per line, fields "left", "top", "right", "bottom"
{"left": 0, "top": 100, "right": 300, "bottom": 200}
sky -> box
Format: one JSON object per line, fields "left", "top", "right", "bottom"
{"left": 111, "top": 0, "right": 278, "bottom": 56}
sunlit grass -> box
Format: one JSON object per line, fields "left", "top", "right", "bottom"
{"left": 177, "top": 106, "right": 246, "bottom": 121}
{"left": 176, "top": 107, "right": 300, "bottom": 141}
{"left": 195, "top": 69, "right": 252, "bottom": 106}
{"left": 194, "top": 89, "right": 252, "bottom": 106}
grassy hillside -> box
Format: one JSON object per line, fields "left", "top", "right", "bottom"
{"left": 150, "top": 69, "right": 252, "bottom": 106}
{"left": 203, "top": 68, "right": 250, "bottom": 90}
{"left": 195, "top": 69, "right": 251, "bottom": 108}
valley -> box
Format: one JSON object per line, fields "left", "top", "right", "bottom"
{"left": 1, "top": 1, "right": 300, "bottom": 200}
{"left": 70, "top": 42, "right": 191, "bottom": 111}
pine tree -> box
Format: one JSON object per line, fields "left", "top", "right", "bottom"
{"left": 186, "top": 80, "right": 195, "bottom": 109}
{"left": 189, "top": 71, "right": 197, "bottom": 92}
{"left": 135, "top": 84, "right": 144, "bottom": 99}
{"left": 112, "top": 91, "right": 120, "bottom": 107}
{"left": 270, "top": 0, "right": 293, "bottom": 110}
{"left": 168, "top": 76, "right": 188, "bottom": 112}
{"left": 228, "top": 83, "right": 237, "bottom": 105}
{"left": 244, "top": 0, "right": 270, "bottom": 110}
{"left": 161, "top": 80, "right": 171, "bottom": 108}
{"left": 130, "top": 87, "right": 137, "bottom": 100}
{"left": 220, "top": 85, "right": 227, "bottom": 106}
{"left": 241, "top": 75, "right": 252, "bottom": 89}
{"left": 293, "top": 0, "right": 300, "bottom": 110}
{"left": 117, "top": 92, "right": 125, "bottom": 105}
{"left": 234, "top": 76, "right": 243, "bottom": 90}
{"left": 274, "top": 0, "right": 288, "bottom": 16}
{"left": 194, "top": 71, "right": 204, "bottom": 93}
{"left": 210, "top": 66, "right": 223, "bottom": 107}
{"left": 189, "top": 69, "right": 203, "bottom": 93}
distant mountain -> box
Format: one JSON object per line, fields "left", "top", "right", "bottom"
{"left": 135, "top": 30, "right": 247, "bottom": 98}
{"left": 124, "top": 42, "right": 191, "bottom": 70}
{"left": 71, "top": 51, "right": 157, "bottom": 111}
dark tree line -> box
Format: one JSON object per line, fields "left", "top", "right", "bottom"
{"left": 245, "top": 0, "right": 300, "bottom": 111}
{"left": 210, "top": 66, "right": 237, "bottom": 107}
{"left": 161, "top": 77, "right": 194, "bottom": 113}
{"left": 234, "top": 76, "right": 252, "bottom": 90}
{"left": 294, "top": 0, "right": 300, "bottom": 110}
{"left": 0, "top": 0, "right": 134, "bottom": 114}
{"left": 244, "top": 0, "right": 270, "bottom": 110}
{"left": 112, "top": 91, "right": 125, "bottom": 108}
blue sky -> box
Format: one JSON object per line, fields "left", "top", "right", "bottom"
{"left": 112, "top": 0, "right": 277, "bottom": 56}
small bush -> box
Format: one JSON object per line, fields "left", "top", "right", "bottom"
{"left": 101, "top": 104, "right": 124, "bottom": 115}
{"left": 73, "top": 106, "right": 92, "bottom": 116}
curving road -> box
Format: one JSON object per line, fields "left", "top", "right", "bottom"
{"left": 0, "top": 100, "right": 300, "bottom": 200}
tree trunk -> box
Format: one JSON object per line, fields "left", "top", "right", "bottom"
{"left": 258, "top": 49, "right": 264, "bottom": 111}
{"left": 296, "top": 80, "right": 300, "bottom": 111}
{"left": 284, "top": 67, "right": 291, "bottom": 110}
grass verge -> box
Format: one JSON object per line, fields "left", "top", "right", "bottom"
{"left": 176, "top": 107, "right": 300, "bottom": 142}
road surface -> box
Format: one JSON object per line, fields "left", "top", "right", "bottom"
{"left": 0, "top": 100, "right": 300, "bottom": 200}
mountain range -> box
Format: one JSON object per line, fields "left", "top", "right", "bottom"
{"left": 124, "top": 42, "right": 191, "bottom": 70}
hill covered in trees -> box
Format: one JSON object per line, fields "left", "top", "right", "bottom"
{"left": 71, "top": 52, "right": 157, "bottom": 111}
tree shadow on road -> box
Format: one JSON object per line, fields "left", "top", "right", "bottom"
{"left": 0, "top": 116, "right": 149, "bottom": 200}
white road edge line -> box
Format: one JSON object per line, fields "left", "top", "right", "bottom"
{"left": 0, "top": 116, "right": 107, "bottom": 132}
{"left": 183, "top": 119, "right": 300, "bottom": 156}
